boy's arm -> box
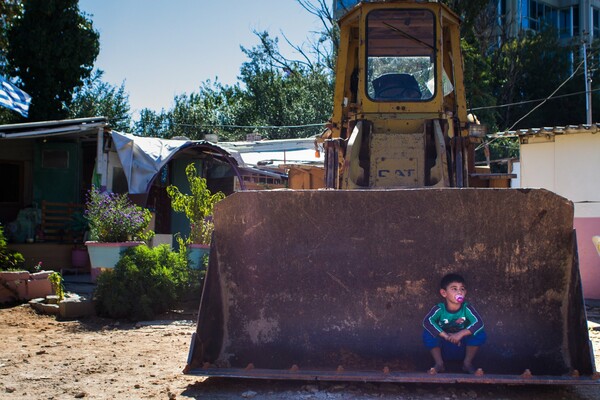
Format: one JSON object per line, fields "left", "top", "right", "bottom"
{"left": 464, "top": 303, "right": 484, "bottom": 335}
{"left": 422, "top": 305, "right": 445, "bottom": 337}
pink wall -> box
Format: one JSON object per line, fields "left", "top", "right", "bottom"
{"left": 574, "top": 217, "right": 600, "bottom": 300}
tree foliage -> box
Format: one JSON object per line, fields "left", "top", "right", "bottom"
{"left": 0, "top": 224, "right": 24, "bottom": 271}
{"left": 134, "top": 108, "right": 171, "bottom": 138}
{"left": 0, "top": 0, "right": 22, "bottom": 74}
{"left": 134, "top": 80, "right": 242, "bottom": 140}
{"left": 0, "top": 0, "right": 592, "bottom": 141}
{"left": 69, "top": 70, "right": 132, "bottom": 131}
{"left": 0, "top": 1, "right": 24, "bottom": 124}
{"left": 7, "top": 0, "right": 99, "bottom": 121}
{"left": 133, "top": 34, "right": 333, "bottom": 140}
{"left": 235, "top": 32, "right": 333, "bottom": 139}
{"left": 489, "top": 28, "right": 579, "bottom": 130}
{"left": 133, "top": 1, "right": 334, "bottom": 140}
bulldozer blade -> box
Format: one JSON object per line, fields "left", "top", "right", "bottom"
{"left": 185, "top": 188, "right": 598, "bottom": 384}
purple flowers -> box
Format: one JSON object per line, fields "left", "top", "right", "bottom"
{"left": 85, "top": 187, "right": 153, "bottom": 243}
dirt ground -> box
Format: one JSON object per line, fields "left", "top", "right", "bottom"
{"left": 1, "top": 303, "right": 600, "bottom": 400}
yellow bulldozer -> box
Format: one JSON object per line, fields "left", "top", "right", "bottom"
{"left": 185, "top": 0, "right": 598, "bottom": 384}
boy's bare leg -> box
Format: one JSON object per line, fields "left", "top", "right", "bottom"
{"left": 429, "top": 347, "right": 445, "bottom": 372}
{"left": 463, "top": 346, "right": 479, "bottom": 372}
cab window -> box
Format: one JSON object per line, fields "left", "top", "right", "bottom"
{"left": 366, "top": 9, "right": 436, "bottom": 102}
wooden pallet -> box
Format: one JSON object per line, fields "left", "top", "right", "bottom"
{"left": 40, "top": 201, "right": 85, "bottom": 243}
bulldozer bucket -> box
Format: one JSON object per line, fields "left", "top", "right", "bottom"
{"left": 185, "top": 188, "right": 598, "bottom": 384}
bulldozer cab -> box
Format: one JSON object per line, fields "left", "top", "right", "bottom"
{"left": 334, "top": 3, "right": 461, "bottom": 113}
{"left": 186, "top": 1, "right": 598, "bottom": 385}
{"left": 323, "top": 1, "right": 472, "bottom": 190}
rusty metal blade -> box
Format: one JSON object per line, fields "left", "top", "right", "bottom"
{"left": 186, "top": 188, "right": 596, "bottom": 384}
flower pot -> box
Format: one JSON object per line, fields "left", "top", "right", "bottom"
{"left": 71, "top": 248, "right": 89, "bottom": 269}
{"left": 85, "top": 241, "right": 144, "bottom": 280}
{"left": 187, "top": 244, "right": 210, "bottom": 270}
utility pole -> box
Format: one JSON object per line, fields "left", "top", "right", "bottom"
{"left": 583, "top": 32, "right": 593, "bottom": 125}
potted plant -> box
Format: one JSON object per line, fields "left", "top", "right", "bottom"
{"left": 167, "top": 163, "right": 225, "bottom": 269}
{"left": 84, "top": 187, "right": 154, "bottom": 279}
{"left": 65, "top": 211, "right": 89, "bottom": 271}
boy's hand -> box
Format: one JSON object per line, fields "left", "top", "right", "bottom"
{"left": 446, "top": 330, "right": 471, "bottom": 345}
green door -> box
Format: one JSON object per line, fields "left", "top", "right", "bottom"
{"left": 33, "top": 141, "right": 80, "bottom": 204}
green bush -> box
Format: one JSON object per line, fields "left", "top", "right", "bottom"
{"left": 94, "top": 244, "right": 201, "bottom": 320}
{"left": 0, "top": 225, "right": 25, "bottom": 271}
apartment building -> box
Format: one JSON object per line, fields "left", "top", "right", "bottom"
{"left": 334, "top": 0, "right": 600, "bottom": 41}
{"left": 501, "top": 0, "right": 600, "bottom": 40}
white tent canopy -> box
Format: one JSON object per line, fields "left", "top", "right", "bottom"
{"left": 112, "top": 131, "right": 192, "bottom": 194}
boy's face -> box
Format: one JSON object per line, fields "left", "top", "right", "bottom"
{"left": 440, "top": 281, "right": 466, "bottom": 305}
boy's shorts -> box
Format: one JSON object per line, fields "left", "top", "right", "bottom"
{"left": 422, "top": 329, "right": 487, "bottom": 349}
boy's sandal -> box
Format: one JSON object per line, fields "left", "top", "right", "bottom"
{"left": 428, "top": 364, "right": 445, "bottom": 374}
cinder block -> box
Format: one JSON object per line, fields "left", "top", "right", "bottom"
{"left": 59, "top": 298, "right": 96, "bottom": 319}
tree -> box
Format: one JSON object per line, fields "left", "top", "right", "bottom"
{"left": 133, "top": 80, "right": 242, "bottom": 140}
{"left": 130, "top": 0, "right": 334, "bottom": 140}
{"left": 135, "top": 31, "right": 333, "bottom": 141}
{"left": 0, "top": 1, "right": 23, "bottom": 124}
{"left": 134, "top": 108, "right": 170, "bottom": 138}
{"left": 441, "top": 0, "right": 495, "bottom": 43}
{"left": 287, "top": 0, "right": 339, "bottom": 74}
{"left": 232, "top": 32, "right": 333, "bottom": 139}
{"left": 461, "top": 39, "right": 498, "bottom": 131}
{"left": 69, "top": 70, "right": 132, "bottom": 131}
{"left": 167, "top": 80, "right": 242, "bottom": 140}
{"left": 490, "top": 28, "right": 577, "bottom": 130}
{"left": 7, "top": 0, "right": 99, "bottom": 121}
{"left": 0, "top": 0, "right": 22, "bottom": 74}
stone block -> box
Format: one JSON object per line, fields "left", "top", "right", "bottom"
{"left": 29, "top": 300, "right": 45, "bottom": 313}
{"left": 31, "top": 271, "right": 52, "bottom": 280}
{"left": 59, "top": 298, "right": 96, "bottom": 319}
{"left": 0, "top": 271, "right": 30, "bottom": 281}
{"left": 0, "top": 285, "right": 17, "bottom": 303}
{"left": 45, "top": 295, "right": 60, "bottom": 304}
{"left": 38, "top": 303, "right": 60, "bottom": 315}
{"left": 27, "top": 279, "right": 53, "bottom": 300}
{"left": 10, "top": 281, "right": 28, "bottom": 299}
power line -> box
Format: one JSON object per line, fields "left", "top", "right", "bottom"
{"left": 469, "top": 87, "right": 600, "bottom": 112}
{"left": 175, "top": 122, "right": 325, "bottom": 131}
{"left": 506, "top": 57, "right": 584, "bottom": 131}
{"left": 475, "top": 57, "right": 586, "bottom": 151}
{"left": 470, "top": 47, "right": 600, "bottom": 113}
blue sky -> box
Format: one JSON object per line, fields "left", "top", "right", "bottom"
{"left": 78, "top": 0, "right": 326, "bottom": 114}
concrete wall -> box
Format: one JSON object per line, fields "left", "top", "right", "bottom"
{"left": 520, "top": 131, "right": 600, "bottom": 299}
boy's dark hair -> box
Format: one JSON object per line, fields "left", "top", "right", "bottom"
{"left": 440, "top": 273, "right": 465, "bottom": 289}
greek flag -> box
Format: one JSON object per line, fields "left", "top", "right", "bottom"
{"left": 0, "top": 76, "right": 31, "bottom": 118}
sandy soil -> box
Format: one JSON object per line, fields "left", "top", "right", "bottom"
{"left": 1, "top": 304, "right": 600, "bottom": 400}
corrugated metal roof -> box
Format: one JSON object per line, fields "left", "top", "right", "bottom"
{"left": 492, "top": 124, "right": 600, "bottom": 139}
{"left": 0, "top": 117, "right": 108, "bottom": 140}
